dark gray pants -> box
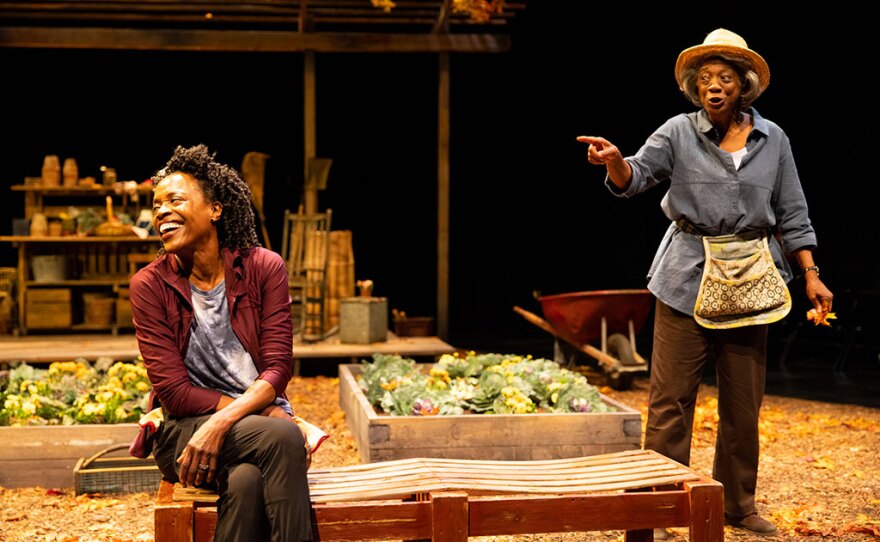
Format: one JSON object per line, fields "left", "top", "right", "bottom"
{"left": 154, "top": 413, "right": 312, "bottom": 542}
{"left": 645, "top": 300, "right": 768, "bottom": 519}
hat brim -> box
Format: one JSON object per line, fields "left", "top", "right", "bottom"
{"left": 675, "top": 44, "right": 770, "bottom": 95}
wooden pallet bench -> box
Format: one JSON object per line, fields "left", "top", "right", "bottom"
{"left": 155, "top": 449, "right": 723, "bottom": 542}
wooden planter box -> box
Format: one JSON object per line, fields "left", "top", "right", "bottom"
{"left": 0, "top": 423, "right": 139, "bottom": 488}
{"left": 339, "top": 364, "right": 642, "bottom": 464}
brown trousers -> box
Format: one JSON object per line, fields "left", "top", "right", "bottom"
{"left": 645, "top": 300, "right": 768, "bottom": 519}
{"left": 154, "top": 413, "right": 312, "bottom": 542}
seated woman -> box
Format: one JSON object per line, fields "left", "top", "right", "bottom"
{"left": 130, "top": 144, "right": 311, "bottom": 541}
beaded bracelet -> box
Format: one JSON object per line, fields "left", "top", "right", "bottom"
{"left": 803, "top": 265, "right": 820, "bottom": 276}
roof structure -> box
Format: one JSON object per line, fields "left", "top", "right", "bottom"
{"left": 0, "top": 0, "right": 524, "bottom": 52}
{"left": 0, "top": 0, "right": 527, "bottom": 339}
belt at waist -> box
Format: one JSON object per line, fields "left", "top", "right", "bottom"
{"left": 674, "top": 219, "right": 768, "bottom": 240}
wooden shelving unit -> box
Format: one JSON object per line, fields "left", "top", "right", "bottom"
{"left": 2, "top": 182, "right": 159, "bottom": 335}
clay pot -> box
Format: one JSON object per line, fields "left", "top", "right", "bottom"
{"left": 30, "top": 213, "right": 48, "bottom": 237}
{"left": 41, "top": 155, "right": 61, "bottom": 187}
{"left": 62, "top": 158, "right": 79, "bottom": 187}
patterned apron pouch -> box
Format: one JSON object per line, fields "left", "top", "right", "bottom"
{"left": 694, "top": 231, "right": 791, "bottom": 329}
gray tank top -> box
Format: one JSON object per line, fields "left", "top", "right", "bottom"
{"left": 185, "top": 280, "right": 292, "bottom": 414}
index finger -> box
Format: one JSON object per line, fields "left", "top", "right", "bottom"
{"left": 576, "top": 135, "right": 607, "bottom": 146}
{"left": 177, "top": 452, "right": 192, "bottom": 487}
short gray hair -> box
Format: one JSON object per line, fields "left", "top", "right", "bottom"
{"left": 679, "top": 54, "right": 762, "bottom": 111}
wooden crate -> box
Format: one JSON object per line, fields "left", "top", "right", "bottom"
{"left": 339, "top": 364, "right": 642, "bottom": 464}
{"left": 116, "top": 287, "right": 133, "bottom": 328}
{"left": 0, "top": 424, "right": 139, "bottom": 488}
{"left": 26, "top": 288, "right": 71, "bottom": 328}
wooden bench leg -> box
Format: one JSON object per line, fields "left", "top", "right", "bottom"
{"left": 624, "top": 528, "right": 653, "bottom": 541}
{"left": 685, "top": 480, "right": 724, "bottom": 542}
{"left": 431, "top": 491, "right": 468, "bottom": 542}
{"left": 155, "top": 480, "right": 194, "bottom": 542}
{"left": 194, "top": 507, "right": 217, "bottom": 542}
{"left": 155, "top": 501, "right": 194, "bottom": 542}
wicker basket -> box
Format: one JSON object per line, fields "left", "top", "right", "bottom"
{"left": 74, "top": 444, "right": 162, "bottom": 495}
{"left": 93, "top": 221, "right": 136, "bottom": 237}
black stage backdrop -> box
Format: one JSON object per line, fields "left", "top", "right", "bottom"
{"left": 0, "top": 4, "right": 875, "bottom": 356}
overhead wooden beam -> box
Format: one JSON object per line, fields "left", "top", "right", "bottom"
{"left": 437, "top": 51, "right": 450, "bottom": 339}
{"left": 0, "top": 27, "right": 511, "bottom": 52}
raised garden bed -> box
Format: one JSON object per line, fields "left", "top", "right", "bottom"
{"left": 0, "top": 423, "right": 139, "bottom": 488}
{"left": 339, "top": 364, "right": 642, "bottom": 463}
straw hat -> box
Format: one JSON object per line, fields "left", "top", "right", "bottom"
{"left": 675, "top": 28, "right": 770, "bottom": 95}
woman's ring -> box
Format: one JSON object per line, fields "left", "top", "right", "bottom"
{"left": 197, "top": 464, "right": 209, "bottom": 471}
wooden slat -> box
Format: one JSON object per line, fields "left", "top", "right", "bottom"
{"left": 468, "top": 491, "right": 692, "bottom": 536}
{"left": 0, "top": 424, "right": 138, "bottom": 461}
{"left": 312, "top": 499, "right": 432, "bottom": 541}
{"left": 0, "top": 27, "right": 512, "bottom": 52}
{"left": 170, "top": 450, "right": 705, "bottom": 505}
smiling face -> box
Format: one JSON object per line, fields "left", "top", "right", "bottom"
{"left": 152, "top": 172, "right": 221, "bottom": 257}
{"left": 697, "top": 61, "right": 743, "bottom": 120}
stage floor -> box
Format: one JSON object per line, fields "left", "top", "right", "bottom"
{"left": 0, "top": 332, "right": 456, "bottom": 371}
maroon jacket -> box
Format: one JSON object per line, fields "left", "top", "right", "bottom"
{"left": 129, "top": 247, "right": 293, "bottom": 418}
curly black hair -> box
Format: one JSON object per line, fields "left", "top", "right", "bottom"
{"left": 153, "top": 144, "right": 260, "bottom": 253}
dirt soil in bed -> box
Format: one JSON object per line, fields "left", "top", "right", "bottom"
{"left": 1, "top": 374, "right": 878, "bottom": 542}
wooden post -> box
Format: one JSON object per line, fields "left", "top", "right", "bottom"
{"left": 685, "top": 479, "right": 724, "bottom": 542}
{"left": 304, "top": 50, "right": 318, "bottom": 215}
{"left": 431, "top": 491, "right": 468, "bottom": 542}
{"left": 437, "top": 52, "right": 450, "bottom": 339}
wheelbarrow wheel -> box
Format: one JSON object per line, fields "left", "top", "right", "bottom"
{"left": 605, "top": 333, "right": 635, "bottom": 390}
{"left": 607, "top": 370, "right": 633, "bottom": 390}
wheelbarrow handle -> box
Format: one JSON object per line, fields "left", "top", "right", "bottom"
{"left": 513, "top": 306, "right": 621, "bottom": 371}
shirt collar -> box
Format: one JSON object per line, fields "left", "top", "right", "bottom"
{"left": 696, "top": 107, "right": 769, "bottom": 139}
{"left": 159, "top": 247, "right": 247, "bottom": 301}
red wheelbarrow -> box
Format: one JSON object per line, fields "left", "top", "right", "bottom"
{"left": 514, "top": 289, "right": 655, "bottom": 390}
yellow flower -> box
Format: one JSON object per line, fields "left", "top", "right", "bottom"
{"left": 136, "top": 381, "right": 150, "bottom": 392}
{"left": 114, "top": 406, "right": 127, "bottom": 420}
{"left": 548, "top": 382, "right": 562, "bottom": 393}
{"left": 438, "top": 354, "right": 457, "bottom": 366}
{"left": 551, "top": 392, "right": 559, "bottom": 404}
{"left": 22, "top": 400, "right": 36, "bottom": 415}
{"left": 4, "top": 396, "right": 20, "bottom": 410}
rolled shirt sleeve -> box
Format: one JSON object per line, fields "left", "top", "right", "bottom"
{"left": 772, "top": 134, "right": 817, "bottom": 254}
{"left": 605, "top": 117, "right": 678, "bottom": 198}
{"left": 253, "top": 250, "right": 294, "bottom": 398}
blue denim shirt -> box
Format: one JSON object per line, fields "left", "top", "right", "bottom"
{"left": 606, "top": 108, "right": 817, "bottom": 314}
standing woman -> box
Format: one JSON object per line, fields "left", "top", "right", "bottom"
{"left": 130, "top": 145, "right": 312, "bottom": 541}
{"left": 578, "top": 29, "right": 833, "bottom": 535}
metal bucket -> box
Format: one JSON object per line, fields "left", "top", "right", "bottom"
{"left": 31, "top": 255, "right": 68, "bottom": 282}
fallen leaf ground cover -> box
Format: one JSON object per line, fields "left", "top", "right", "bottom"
{"left": 2, "top": 374, "right": 878, "bottom": 542}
